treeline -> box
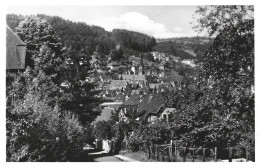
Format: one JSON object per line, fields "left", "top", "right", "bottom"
{"left": 7, "top": 14, "right": 157, "bottom": 60}
{"left": 112, "top": 29, "right": 156, "bottom": 52}
{"left": 37, "top": 14, "right": 114, "bottom": 56}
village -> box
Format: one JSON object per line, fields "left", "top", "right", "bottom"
{"left": 92, "top": 49, "right": 197, "bottom": 124}
{"left": 5, "top": 5, "right": 255, "bottom": 163}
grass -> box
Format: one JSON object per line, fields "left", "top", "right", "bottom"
{"left": 119, "top": 150, "right": 218, "bottom": 162}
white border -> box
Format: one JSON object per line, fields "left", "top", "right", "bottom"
{"left": 1, "top": 1, "right": 259, "bottom": 168}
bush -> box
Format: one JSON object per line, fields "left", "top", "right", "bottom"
{"left": 127, "top": 136, "right": 143, "bottom": 152}
{"left": 6, "top": 93, "right": 85, "bottom": 162}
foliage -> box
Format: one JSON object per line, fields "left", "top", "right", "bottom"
{"left": 15, "top": 17, "right": 66, "bottom": 82}
{"left": 6, "top": 14, "right": 25, "bottom": 30}
{"left": 92, "top": 121, "right": 114, "bottom": 140}
{"left": 168, "top": 5, "right": 256, "bottom": 159}
{"left": 112, "top": 29, "right": 156, "bottom": 52}
{"left": 37, "top": 14, "right": 115, "bottom": 56}
{"left": 128, "top": 6, "right": 255, "bottom": 160}
{"left": 129, "top": 122, "right": 172, "bottom": 147}
{"left": 6, "top": 16, "right": 100, "bottom": 161}
{"left": 110, "top": 45, "right": 124, "bottom": 61}
{"left": 6, "top": 93, "right": 85, "bottom": 161}
{"left": 194, "top": 4, "right": 254, "bottom": 146}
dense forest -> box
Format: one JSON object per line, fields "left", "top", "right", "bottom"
{"left": 7, "top": 14, "right": 156, "bottom": 59}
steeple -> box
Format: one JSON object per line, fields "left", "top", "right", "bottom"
{"left": 140, "top": 53, "right": 145, "bottom": 74}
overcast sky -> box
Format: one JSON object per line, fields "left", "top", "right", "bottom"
{"left": 7, "top": 6, "right": 200, "bottom": 38}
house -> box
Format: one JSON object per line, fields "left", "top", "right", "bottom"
{"left": 95, "top": 107, "right": 115, "bottom": 122}
{"left": 130, "top": 89, "right": 140, "bottom": 95}
{"left": 114, "top": 93, "right": 127, "bottom": 102}
{"left": 141, "top": 93, "right": 165, "bottom": 123}
{"left": 119, "top": 74, "right": 146, "bottom": 81}
{"left": 181, "top": 59, "right": 196, "bottom": 67}
{"left": 118, "top": 93, "right": 172, "bottom": 123}
{"left": 139, "top": 86, "right": 150, "bottom": 95}
{"left": 149, "top": 83, "right": 161, "bottom": 92}
{"left": 151, "top": 52, "right": 166, "bottom": 62}
{"left": 100, "top": 102, "right": 123, "bottom": 110}
{"left": 136, "top": 95, "right": 150, "bottom": 117}
{"left": 101, "top": 90, "right": 117, "bottom": 99}
{"left": 97, "top": 101, "right": 124, "bottom": 122}
{"left": 120, "top": 94, "right": 141, "bottom": 122}
{"left": 129, "top": 55, "right": 149, "bottom": 66}
{"left": 6, "top": 26, "right": 26, "bottom": 70}
{"left": 171, "top": 56, "right": 181, "bottom": 62}
{"left": 107, "top": 61, "right": 120, "bottom": 70}
{"left": 159, "top": 108, "right": 176, "bottom": 122}
{"left": 107, "top": 80, "right": 128, "bottom": 90}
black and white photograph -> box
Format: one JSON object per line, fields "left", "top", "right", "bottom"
{"left": 3, "top": 1, "right": 257, "bottom": 165}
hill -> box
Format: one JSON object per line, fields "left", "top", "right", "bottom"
{"left": 7, "top": 14, "right": 208, "bottom": 63}
{"left": 154, "top": 37, "right": 210, "bottom": 62}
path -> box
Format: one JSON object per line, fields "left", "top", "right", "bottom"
{"left": 84, "top": 144, "right": 139, "bottom": 162}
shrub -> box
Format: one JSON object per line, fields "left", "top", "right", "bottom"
{"left": 6, "top": 93, "right": 85, "bottom": 162}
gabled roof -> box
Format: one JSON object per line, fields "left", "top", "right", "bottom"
{"left": 123, "top": 94, "right": 141, "bottom": 106}
{"left": 95, "top": 107, "right": 115, "bottom": 122}
{"left": 131, "top": 89, "right": 140, "bottom": 95}
{"left": 6, "top": 26, "right": 26, "bottom": 69}
{"left": 109, "top": 80, "right": 127, "bottom": 90}
{"left": 114, "top": 93, "right": 127, "bottom": 102}
{"left": 146, "top": 93, "right": 165, "bottom": 115}
{"left": 137, "top": 95, "right": 150, "bottom": 115}
{"left": 120, "top": 75, "right": 146, "bottom": 81}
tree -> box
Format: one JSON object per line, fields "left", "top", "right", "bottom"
{"left": 93, "top": 121, "right": 114, "bottom": 140}
{"left": 59, "top": 49, "right": 103, "bottom": 125}
{"left": 6, "top": 92, "right": 85, "bottom": 162}
{"left": 110, "top": 45, "right": 124, "bottom": 61}
{"left": 191, "top": 5, "right": 254, "bottom": 159}
{"left": 112, "top": 29, "right": 156, "bottom": 52}
{"left": 14, "top": 17, "right": 66, "bottom": 85}
{"left": 6, "top": 16, "right": 100, "bottom": 161}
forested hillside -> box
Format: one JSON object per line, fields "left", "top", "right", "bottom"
{"left": 153, "top": 37, "right": 209, "bottom": 62}
{"left": 37, "top": 14, "right": 114, "bottom": 56}
{"left": 7, "top": 14, "right": 206, "bottom": 62}
{"left": 7, "top": 14, "right": 157, "bottom": 60}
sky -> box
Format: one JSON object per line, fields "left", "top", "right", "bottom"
{"left": 7, "top": 6, "right": 200, "bottom": 38}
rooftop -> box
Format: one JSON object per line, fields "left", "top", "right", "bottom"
{"left": 6, "top": 26, "right": 26, "bottom": 69}
{"left": 123, "top": 94, "right": 141, "bottom": 106}
{"left": 120, "top": 74, "right": 146, "bottom": 81}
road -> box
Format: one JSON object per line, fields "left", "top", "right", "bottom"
{"left": 94, "top": 156, "right": 124, "bottom": 162}
{"left": 85, "top": 147, "right": 125, "bottom": 162}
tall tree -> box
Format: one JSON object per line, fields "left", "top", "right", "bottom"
{"left": 190, "top": 5, "right": 254, "bottom": 156}
{"left": 15, "top": 17, "right": 66, "bottom": 84}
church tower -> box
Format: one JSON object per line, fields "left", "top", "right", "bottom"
{"left": 139, "top": 53, "right": 145, "bottom": 74}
